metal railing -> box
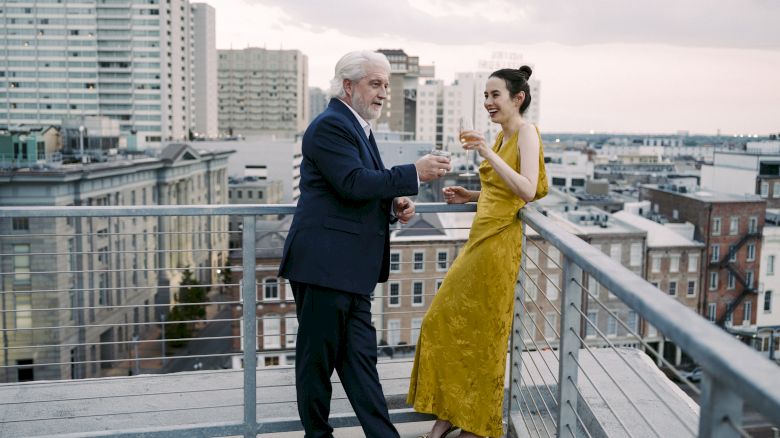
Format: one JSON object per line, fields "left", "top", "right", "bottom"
{"left": 511, "top": 207, "right": 780, "bottom": 438}
{"left": 1, "top": 204, "right": 779, "bottom": 437}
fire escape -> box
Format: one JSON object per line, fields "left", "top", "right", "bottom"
{"left": 714, "top": 231, "right": 762, "bottom": 327}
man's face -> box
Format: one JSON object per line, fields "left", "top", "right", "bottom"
{"left": 346, "top": 64, "right": 389, "bottom": 121}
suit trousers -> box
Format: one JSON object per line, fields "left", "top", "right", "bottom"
{"left": 291, "top": 281, "right": 399, "bottom": 438}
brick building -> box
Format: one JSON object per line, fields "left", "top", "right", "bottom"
{"left": 639, "top": 185, "right": 765, "bottom": 335}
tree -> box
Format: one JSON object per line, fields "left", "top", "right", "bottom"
{"left": 167, "top": 269, "right": 209, "bottom": 347}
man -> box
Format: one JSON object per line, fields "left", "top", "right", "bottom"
{"left": 279, "top": 51, "right": 451, "bottom": 438}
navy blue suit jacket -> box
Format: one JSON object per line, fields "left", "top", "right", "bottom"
{"left": 279, "top": 98, "right": 419, "bottom": 294}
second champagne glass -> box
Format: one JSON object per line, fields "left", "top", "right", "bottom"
{"left": 459, "top": 117, "right": 476, "bottom": 177}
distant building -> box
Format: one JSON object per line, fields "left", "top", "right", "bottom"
{"left": 639, "top": 184, "right": 765, "bottom": 340}
{"left": 376, "top": 49, "right": 435, "bottom": 136}
{"left": 0, "top": 126, "right": 60, "bottom": 168}
{"left": 308, "top": 87, "right": 329, "bottom": 122}
{"left": 0, "top": 144, "right": 231, "bottom": 382}
{"left": 758, "top": 226, "right": 780, "bottom": 360}
{"left": 192, "top": 3, "right": 219, "bottom": 139}
{"left": 701, "top": 148, "right": 780, "bottom": 209}
{"left": 545, "top": 149, "right": 594, "bottom": 193}
{"left": 217, "top": 48, "right": 309, "bottom": 138}
{"left": 227, "top": 177, "right": 285, "bottom": 248}
{"left": 0, "top": 0, "right": 213, "bottom": 147}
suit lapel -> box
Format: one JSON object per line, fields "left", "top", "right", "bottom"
{"left": 330, "top": 99, "right": 383, "bottom": 170}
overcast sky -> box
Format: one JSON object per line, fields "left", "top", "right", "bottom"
{"left": 199, "top": 0, "right": 780, "bottom": 135}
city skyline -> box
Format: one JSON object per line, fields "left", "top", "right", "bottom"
{"left": 200, "top": 0, "right": 780, "bottom": 136}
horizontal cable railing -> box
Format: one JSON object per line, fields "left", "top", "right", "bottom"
{"left": 2, "top": 203, "right": 779, "bottom": 438}
{"left": 512, "top": 207, "right": 780, "bottom": 438}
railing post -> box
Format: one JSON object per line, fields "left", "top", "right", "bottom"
{"left": 699, "top": 372, "right": 743, "bottom": 438}
{"left": 508, "top": 216, "right": 526, "bottom": 437}
{"left": 241, "top": 215, "right": 257, "bottom": 438}
{"left": 557, "top": 255, "right": 583, "bottom": 437}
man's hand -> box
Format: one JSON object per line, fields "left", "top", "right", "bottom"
{"left": 393, "top": 197, "right": 416, "bottom": 224}
{"left": 415, "top": 154, "right": 452, "bottom": 182}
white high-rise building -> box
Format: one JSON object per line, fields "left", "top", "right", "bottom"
{"left": 0, "top": 0, "right": 210, "bottom": 147}
{"left": 192, "top": 3, "right": 218, "bottom": 139}
{"left": 217, "top": 48, "right": 309, "bottom": 138}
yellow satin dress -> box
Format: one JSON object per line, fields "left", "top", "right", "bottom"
{"left": 407, "top": 127, "right": 548, "bottom": 437}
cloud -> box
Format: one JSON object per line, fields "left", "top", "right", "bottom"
{"left": 243, "top": 0, "right": 780, "bottom": 50}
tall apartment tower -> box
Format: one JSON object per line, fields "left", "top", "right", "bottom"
{"left": 639, "top": 185, "right": 765, "bottom": 335}
{"left": 191, "top": 3, "right": 218, "bottom": 139}
{"left": 376, "top": 49, "right": 434, "bottom": 136}
{"left": 217, "top": 48, "right": 309, "bottom": 138}
{"left": 0, "top": 0, "right": 208, "bottom": 147}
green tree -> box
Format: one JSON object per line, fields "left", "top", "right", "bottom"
{"left": 167, "top": 268, "right": 208, "bottom": 347}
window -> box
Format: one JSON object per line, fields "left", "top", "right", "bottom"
{"left": 761, "top": 182, "right": 769, "bottom": 197}
{"left": 263, "top": 278, "right": 279, "bottom": 301}
{"left": 586, "top": 311, "right": 598, "bottom": 338}
{"left": 687, "top": 281, "right": 696, "bottom": 296}
{"left": 727, "top": 272, "right": 736, "bottom": 290}
{"left": 389, "top": 251, "right": 401, "bottom": 273}
{"left": 546, "top": 274, "right": 559, "bottom": 301}
{"left": 669, "top": 254, "right": 680, "bottom": 273}
{"left": 749, "top": 216, "right": 758, "bottom": 233}
{"left": 436, "top": 250, "right": 448, "bottom": 271}
{"left": 729, "top": 245, "right": 737, "bottom": 263}
{"left": 711, "top": 245, "right": 720, "bottom": 263}
{"left": 527, "top": 246, "right": 539, "bottom": 265}
{"left": 712, "top": 217, "right": 721, "bottom": 235}
{"left": 764, "top": 290, "right": 773, "bottom": 312}
{"left": 12, "top": 218, "right": 29, "bottom": 231}
{"left": 264, "top": 356, "right": 280, "bottom": 366}
{"left": 285, "top": 313, "right": 298, "bottom": 347}
{"left": 14, "top": 293, "right": 32, "bottom": 329}
{"left": 709, "top": 271, "right": 718, "bottom": 290}
{"left": 769, "top": 255, "right": 776, "bottom": 276}
{"left": 523, "top": 313, "right": 536, "bottom": 341}
{"left": 547, "top": 247, "right": 560, "bottom": 268}
{"left": 610, "top": 244, "right": 622, "bottom": 263}
{"left": 413, "top": 251, "right": 424, "bottom": 272}
{"left": 412, "top": 282, "right": 424, "bottom": 306}
{"left": 525, "top": 274, "right": 538, "bottom": 302}
{"left": 688, "top": 254, "right": 699, "bottom": 273}
{"left": 436, "top": 279, "right": 443, "bottom": 293}
{"left": 774, "top": 182, "right": 780, "bottom": 198}
{"left": 263, "top": 315, "right": 281, "bottom": 349}
{"left": 746, "top": 271, "right": 754, "bottom": 289}
{"left": 411, "top": 318, "right": 423, "bottom": 345}
{"left": 708, "top": 303, "right": 717, "bottom": 322}
{"left": 627, "top": 311, "right": 638, "bottom": 334}
{"left": 747, "top": 243, "right": 755, "bottom": 261}
{"left": 13, "top": 244, "right": 31, "bottom": 284}
{"left": 651, "top": 255, "right": 661, "bottom": 273}
{"left": 387, "top": 319, "right": 401, "bottom": 346}
{"left": 668, "top": 281, "right": 677, "bottom": 296}
{"left": 743, "top": 301, "right": 752, "bottom": 325}
{"left": 388, "top": 282, "right": 400, "bottom": 307}
{"left": 630, "top": 243, "right": 642, "bottom": 267}
{"left": 729, "top": 216, "right": 739, "bottom": 235}
{"left": 544, "top": 312, "right": 558, "bottom": 339}
{"left": 606, "top": 313, "right": 618, "bottom": 337}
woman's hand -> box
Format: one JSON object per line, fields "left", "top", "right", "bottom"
{"left": 442, "top": 186, "right": 472, "bottom": 204}
{"left": 459, "top": 130, "right": 490, "bottom": 158}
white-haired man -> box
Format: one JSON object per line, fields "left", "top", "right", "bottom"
{"left": 279, "top": 51, "right": 450, "bottom": 437}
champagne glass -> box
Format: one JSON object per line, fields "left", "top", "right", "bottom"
{"left": 459, "top": 117, "right": 476, "bottom": 177}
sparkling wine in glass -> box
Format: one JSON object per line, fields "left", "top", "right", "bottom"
{"left": 459, "top": 117, "right": 476, "bottom": 177}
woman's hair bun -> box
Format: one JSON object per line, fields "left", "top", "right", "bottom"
{"left": 518, "top": 65, "right": 532, "bottom": 80}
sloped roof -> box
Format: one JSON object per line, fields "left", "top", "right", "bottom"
{"left": 159, "top": 143, "right": 201, "bottom": 163}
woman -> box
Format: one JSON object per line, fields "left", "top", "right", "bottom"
{"left": 407, "top": 66, "right": 548, "bottom": 438}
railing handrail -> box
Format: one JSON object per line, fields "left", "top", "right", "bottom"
{"left": 0, "top": 203, "right": 477, "bottom": 218}
{"left": 522, "top": 206, "right": 780, "bottom": 424}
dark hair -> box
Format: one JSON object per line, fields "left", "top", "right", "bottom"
{"left": 489, "top": 65, "right": 533, "bottom": 115}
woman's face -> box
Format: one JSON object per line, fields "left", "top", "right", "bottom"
{"left": 484, "top": 77, "right": 523, "bottom": 124}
